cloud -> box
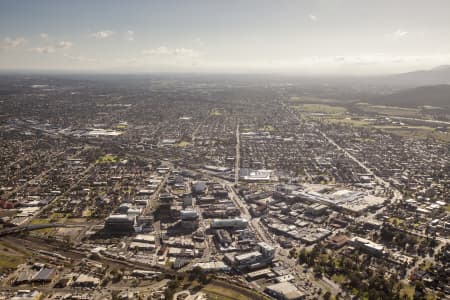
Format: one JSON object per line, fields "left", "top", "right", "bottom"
{"left": 28, "top": 40, "right": 72, "bottom": 54}
{"left": 115, "top": 57, "right": 139, "bottom": 65}
{"left": 385, "top": 29, "right": 408, "bottom": 40}
{"left": 142, "top": 46, "right": 200, "bottom": 58}
{"left": 125, "top": 30, "right": 135, "bottom": 41}
{"left": 56, "top": 41, "right": 72, "bottom": 49}
{"left": 90, "top": 30, "right": 115, "bottom": 39}
{"left": 142, "top": 46, "right": 171, "bottom": 56}
{"left": 29, "top": 46, "right": 56, "bottom": 54}
{"left": 40, "top": 33, "right": 49, "bottom": 39}
{"left": 173, "top": 48, "right": 200, "bottom": 58}
{"left": 309, "top": 14, "right": 317, "bottom": 22}
{"left": 0, "top": 37, "right": 26, "bottom": 49}
{"left": 193, "top": 38, "right": 205, "bottom": 46}
{"left": 63, "top": 54, "right": 97, "bottom": 63}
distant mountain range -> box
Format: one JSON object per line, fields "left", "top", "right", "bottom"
{"left": 386, "top": 65, "right": 450, "bottom": 86}
{"left": 364, "top": 65, "right": 450, "bottom": 108}
{"left": 368, "top": 84, "right": 450, "bottom": 108}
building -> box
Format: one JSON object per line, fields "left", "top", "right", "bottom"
{"left": 305, "top": 203, "right": 327, "bottom": 216}
{"left": 235, "top": 251, "right": 264, "bottom": 266}
{"left": 211, "top": 218, "right": 248, "bottom": 230}
{"left": 181, "top": 209, "right": 198, "bottom": 220}
{"left": 226, "top": 242, "right": 275, "bottom": 271}
{"left": 327, "top": 235, "right": 349, "bottom": 249}
{"left": 265, "top": 282, "right": 305, "bottom": 300}
{"left": 72, "top": 274, "right": 100, "bottom": 287}
{"left": 215, "top": 229, "right": 232, "bottom": 247}
{"left": 32, "top": 268, "right": 55, "bottom": 283}
{"left": 239, "top": 169, "right": 273, "bottom": 181}
{"left": 192, "top": 181, "right": 207, "bottom": 195}
{"left": 104, "top": 214, "right": 135, "bottom": 232}
{"left": 350, "top": 237, "right": 384, "bottom": 256}
{"left": 11, "top": 290, "right": 42, "bottom": 300}
{"left": 193, "top": 261, "right": 231, "bottom": 272}
{"left": 129, "top": 234, "right": 156, "bottom": 251}
{"left": 256, "top": 242, "right": 275, "bottom": 259}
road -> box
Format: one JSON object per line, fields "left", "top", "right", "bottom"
{"left": 318, "top": 131, "right": 402, "bottom": 202}
{"left": 282, "top": 101, "right": 403, "bottom": 203}
{"left": 234, "top": 121, "right": 240, "bottom": 185}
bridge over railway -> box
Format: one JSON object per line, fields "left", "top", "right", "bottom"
{"left": 0, "top": 223, "right": 66, "bottom": 237}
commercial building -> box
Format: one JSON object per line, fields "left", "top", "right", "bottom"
{"left": 239, "top": 169, "right": 273, "bottom": 181}
{"left": 104, "top": 214, "right": 135, "bottom": 232}
{"left": 265, "top": 282, "right": 305, "bottom": 300}
{"left": 193, "top": 261, "right": 231, "bottom": 272}
{"left": 210, "top": 218, "right": 248, "bottom": 230}
{"left": 350, "top": 236, "right": 384, "bottom": 256}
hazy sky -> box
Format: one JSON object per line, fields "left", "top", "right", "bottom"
{"left": 1, "top": 0, "right": 450, "bottom": 74}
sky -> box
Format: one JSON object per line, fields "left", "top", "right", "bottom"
{"left": 1, "top": 0, "right": 450, "bottom": 75}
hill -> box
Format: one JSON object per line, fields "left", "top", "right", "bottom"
{"left": 386, "top": 65, "right": 450, "bottom": 86}
{"left": 369, "top": 84, "right": 450, "bottom": 108}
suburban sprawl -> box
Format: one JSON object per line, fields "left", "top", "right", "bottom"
{"left": 0, "top": 74, "right": 449, "bottom": 300}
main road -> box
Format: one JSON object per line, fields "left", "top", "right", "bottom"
{"left": 281, "top": 101, "right": 403, "bottom": 202}
{"left": 234, "top": 121, "right": 240, "bottom": 185}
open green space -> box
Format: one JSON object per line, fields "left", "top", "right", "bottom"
{"left": 115, "top": 124, "right": 128, "bottom": 130}
{"left": 356, "top": 103, "right": 421, "bottom": 118}
{"left": 82, "top": 208, "right": 93, "bottom": 217}
{"left": 260, "top": 125, "right": 274, "bottom": 132}
{"left": 210, "top": 109, "right": 223, "bottom": 116}
{"left": 377, "top": 126, "right": 450, "bottom": 142}
{"left": 96, "top": 154, "right": 118, "bottom": 164}
{"left": 202, "top": 283, "right": 269, "bottom": 300}
{"left": 331, "top": 274, "right": 347, "bottom": 284}
{"left": 0, "top": 240, "right": 30, "bottom": 272}
{"left": 311, "top": 113, "right": 450, "bottom": 143}
{"left": 289, "top": 96, "right": 340, "bottom": 104}
{"left": 293, "top": 104, "right": 347, "bottom": 115}
{"left": 319, "top": 116, "right": 370, "bottom": 127}
{"left": 176, "top": 141, "right": 192, "bottom": 147}
{"left": 400, "top": 284, "right": 415, "bottom": 299}
{"left": 0, "top": 254, "right": 25, "bottom": 271}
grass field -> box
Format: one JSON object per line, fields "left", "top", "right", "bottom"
{"left": 376, "top": 126, "right": 450, "bottom": 142}
{"left": 400, "top": 284, "right": 415, "bottom": 299}
{"left": 317, "top": 116, "right": 370, "bottom": 127}
{"left": 356, "top": 104, "right": 421, "bottom": 118}
{"left": 289, "top": 96, "right": 340, "bottom": 104}
{"left": 260, "top": 125, "right": 275, "bottom": 132}
{"left": 210, "top": 109, "right": 223, "bottom": 116}
{"left": 96, "top": 154, "right": 118, "bottom": 164}
{"left": 312, "top": 113, "right": 450, "bottom": 143}
{"left": 202, "top": 283, "right": 267, "bottom": 300}
{"left": 0, "top": 239, "right": 30, "bottom": 272}
{"left": 176, "top": 141, "right": 192, "bottom": 147}
{"left": 331, "top": 274, "right": 347, "bottom": 284}
{"left": 115, "top": 124, "right": 128, "bottom": 130}
{"left": 82, "top": 208, "right": 93, "bottom": 217}
{"left": 293, "top": 104, "right": 347, "bottom": 115}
